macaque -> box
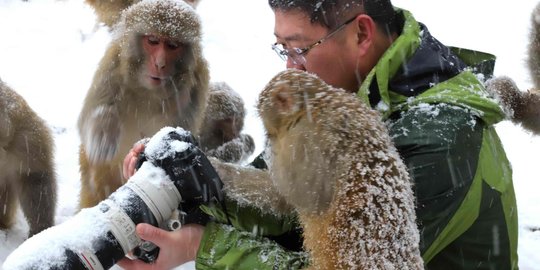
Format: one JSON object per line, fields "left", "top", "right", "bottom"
{"left": 211, "top": 69, "right": 423, "bottom": 269}
{"left": 484, "top": 3, "right": 540, "bottom": 135}
{"left": 528, "top": 2, "right": 540, "bottom": 89}
{"left": 85, "top": 0, "right": 201, "bottom": 28}
{"left": 199, "top": 81, "right": 255, "bottom": 163}
{"left": 78, "top": 0, "right": 209, "bottom": 209}
{"left": 0, "top": 79, "right": 57, "bottom": 237}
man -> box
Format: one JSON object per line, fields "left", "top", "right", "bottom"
{"left": 119, "top": 0, "right": 518, "bottom": 269}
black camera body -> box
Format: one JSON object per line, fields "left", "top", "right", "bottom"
{"left": 2, "top": 127, "right": 224, "bottom": 270}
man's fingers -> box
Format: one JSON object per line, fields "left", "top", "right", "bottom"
{"left": 136, "top": 223, "right": 169, "bottom": 247}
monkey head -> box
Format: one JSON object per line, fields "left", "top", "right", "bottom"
{"left": 85, "top": 0, "right": 203, "bottom": 29}
{"left": 258, "top": 69, "right": 334, "bottom": 140}
{"left": 257, "top": 69, "right": 347, "bottom": 214}
{"left": 115, "top": 0, "right": 203, "bottom": 92}
{"left": 204, "top": 82, "right": 246, "bottom": 142}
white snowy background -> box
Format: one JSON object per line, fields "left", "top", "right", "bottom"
{"left": 0, "top": 0, "right": 539, "bottom": 269}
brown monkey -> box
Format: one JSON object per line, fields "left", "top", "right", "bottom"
{"left": 211, "top": 69, "right": 423, "bottom": 269}
{"left": 78, "top": 0, "right": 210, "bottom": 209}
{"left": 0, "top": 79, "right": 57, "bottom": 237}
{"left": 485, "top": 2, "right": 540, "bottom": 135}
{"left": 85, "top": 0, "right": 201, "bottom": 28}
{"left": 199, "top": 81, "right": 255, "bottom": 163}
{"left": 528, "top": 2, "right": 540, "bottom": 89}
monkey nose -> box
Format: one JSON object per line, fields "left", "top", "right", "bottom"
{"left": 155, "top": 58, "right": 166, "bottom": 69}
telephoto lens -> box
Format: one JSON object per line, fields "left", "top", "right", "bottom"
{"left": 2, "top": 126, "right": 224, "bottom": 270}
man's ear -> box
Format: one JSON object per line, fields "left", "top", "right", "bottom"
{"left": 353, "top": 14, "right": 376, "bottom": 55}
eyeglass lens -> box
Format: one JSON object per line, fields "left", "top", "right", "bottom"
{"left": 271, "top": 43, "right": 306, "bottom": 65}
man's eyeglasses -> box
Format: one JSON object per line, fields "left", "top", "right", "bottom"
{"left": 271, "top": 15, "right": 358, "bottom": 65}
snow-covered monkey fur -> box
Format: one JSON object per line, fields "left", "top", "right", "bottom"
{"left": 0, "top": 78, "right": 57, "bottom": 237}
{"left": 485, "top": 2, "right": 540, "bottom": 135}
{"left": 212, "top": 69, "right": 423, "bottom": 269}
{"left": 77, "top": 0, "right": 209, "bottom": 209}
{"left": 485, "top": 76, "right": 540, "bottom": 135}
{"left": 85, "top": 0, "right": 201, "bottom": 28}
{"left": 199, "top": 82, "right": 255, "bottom": 163}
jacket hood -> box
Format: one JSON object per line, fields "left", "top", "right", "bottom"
{"left": 357, "top": 9, "right": 504, "bottom": 125}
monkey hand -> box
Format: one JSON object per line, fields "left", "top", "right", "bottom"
{"left": 82, "top": 105, "right": 122, "bottom": 164}
{"left": 485, "top": 76, "right": 523, "bottom": 118}
{"left": 206, "top": 133, "right": 256, "bottom": 163}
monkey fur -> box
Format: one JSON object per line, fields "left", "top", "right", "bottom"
{"left": 0, "top": 79, "right": 57, "bottom": 237}
{"left": 85, "top": 0, "right": 201, "bottom": 28}
{"left": 486, "top": 76, "right": 540, "bottom": 135}
{"left": 77, "top": 0, "right": 210, "bottom": 208}
{"left": 199, "top": 81, "right": 255, "bottom": 163}
{"left": 211, "top": 69, "right": 423, "bottom": 269}
{"left": 484, "top": 3, "right": 540, "bottom": 135}
{"left": 528, "top": 2, "right": 540, "bottom": 89}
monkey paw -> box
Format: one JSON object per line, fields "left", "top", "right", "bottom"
{"left": 83, "top": 106, "right": 122, "bottom": 164}
{"left": 206, "top": 133, "right": 255, "bottom": 163}
{"left": 485, "top": 76, "right": 523, "bottom": 118}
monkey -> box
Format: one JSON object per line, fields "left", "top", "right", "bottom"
{"left": 0, "top": 78, "right": 57, "bottom": 237}
{"left": 210, "top": 69, "right": 423, "bottom": 269}
{"left": 528, "top": 2, "right": 540, "bottom": 89}
{"left": 484, "top": 3, "right": 540, "bottom": 135}
{"left": 199, "top": 81, "right": 255, "bottom": 163}
{"left": 85, "top": 0, "right": 201, "bottom": 28}
{"left": 77, "top": 0, "right": 210, "bottom": 209}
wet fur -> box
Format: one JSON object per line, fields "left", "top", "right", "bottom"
{"left": 85, "top": 0, "right": 201, "bottom": 28}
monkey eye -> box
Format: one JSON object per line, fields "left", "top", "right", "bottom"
{"left": 165, "top": 40, "right": 182, "bottom": 50}
{"left": 146, "top": 35, "right": 160, "bottom": 45}
{"left": 144, "top": 35, "right": 183, "bottom": 50}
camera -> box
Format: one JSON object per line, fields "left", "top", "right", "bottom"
{"left": 2, "top": 126, "right": 224, "bottom": 270}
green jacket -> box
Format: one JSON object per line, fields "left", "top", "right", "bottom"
{"left": 195, "top": 9, "right": 518, "bottom": 270}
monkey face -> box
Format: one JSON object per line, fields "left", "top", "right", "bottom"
{"left": 213, "top": 118, "right": 241, "bottom": 142}
{"left": 140, "top": 34, "right": 185, "bottom": 89}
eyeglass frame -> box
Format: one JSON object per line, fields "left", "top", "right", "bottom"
{"left": 271, "top": 14, "right": 359, "bottom": 65}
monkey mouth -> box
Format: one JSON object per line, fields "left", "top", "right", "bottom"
{"left": 148, "top": 75, "right": 166, "bottom": 86}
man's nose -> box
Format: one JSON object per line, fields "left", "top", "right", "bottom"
{"left": 286, "top": 58, "right": 306, "bottom": 70}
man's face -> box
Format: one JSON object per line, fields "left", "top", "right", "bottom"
{"left": 273, "top": 10, "right": 359, "bottom": 92}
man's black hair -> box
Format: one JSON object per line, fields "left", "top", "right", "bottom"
{"left": 268, "top": 0, "right": 400, "bottom": 35}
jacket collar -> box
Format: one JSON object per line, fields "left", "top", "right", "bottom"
{"left": 357, "top": 8, "right": 504, "bottom": 124}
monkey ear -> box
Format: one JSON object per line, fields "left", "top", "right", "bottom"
{"left": 273, "top": 88, "right": 296, "bottom": 114}
{"left": 184, "top": 0, "right": 200, "bottom": 8}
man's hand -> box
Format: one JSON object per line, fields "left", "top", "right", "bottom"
{"left": 116, "top": 223, "right": 204, "bottom": 270}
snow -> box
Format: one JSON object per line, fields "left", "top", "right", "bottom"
{"left": 144, "top": 126, "right": 192, "bottom": 161}
{"left": 0, "top": 0, "right": 539, "bottom": 269}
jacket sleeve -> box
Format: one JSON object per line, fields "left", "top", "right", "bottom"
{"left": 195, "top": 199, "right": 309, "bottom": 269}
{"left": 196, "top": 222, "right": 308, "bottom": 270}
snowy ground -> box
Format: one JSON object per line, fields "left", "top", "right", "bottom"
{"left": 0, "top": 0, "right": 539, "bottom": 269}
